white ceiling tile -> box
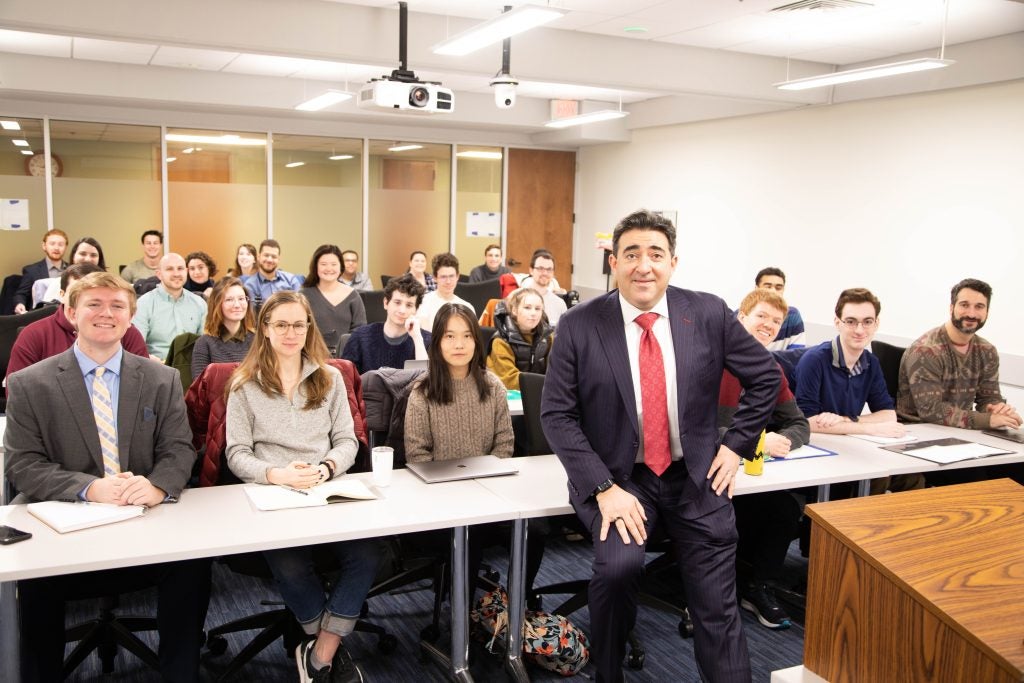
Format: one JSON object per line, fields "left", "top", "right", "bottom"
{"left": 151, "top": 45, "right": 239, "bottom": 71}
{"left": 223, "top": 53, "right": 317, "bottom": 77}
{"left": 72, "top": 37, "right": 157, "bottom": 64}
{"left": 0, "top": 28, "right": 71, "bottom": 58}
{"left": 291, "top": 59, "right": 388, "bottom": 82}
{"left": 786, "top": 45, "right": 893, "bottom": 66}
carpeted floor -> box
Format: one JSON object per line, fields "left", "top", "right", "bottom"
{"left": 60, "top": 528, "right": 808, "bottom": 682}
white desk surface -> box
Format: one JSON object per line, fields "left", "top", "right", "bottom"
{"left": 0, "top": 470, "right": 522, "bottom": 583}
{"left": 475, "top": 455, "right": 572, "bottom": 518}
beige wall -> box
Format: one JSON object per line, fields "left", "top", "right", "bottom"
{"left": 169, "top": 182, "right": 267, "bottom": 275}
{"left": 0, "top": 176, "right": 50, "bottom": 277}
{"left": 453, "top": 157, "right": 502, "bottom": 275}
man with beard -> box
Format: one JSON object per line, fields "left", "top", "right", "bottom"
{"left": 897, "top": 278, "right": 1020, "bottom": 430}
{"left": 242, "top": 239, "right": 302, "bottom": 310}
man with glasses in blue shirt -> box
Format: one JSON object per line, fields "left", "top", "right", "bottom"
{"left": 795, "top": 287, "right": 923, "bottom": 494}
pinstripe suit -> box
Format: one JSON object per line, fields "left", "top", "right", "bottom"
{"left": 541, "top": 286, "right": 778, "bottom": 682}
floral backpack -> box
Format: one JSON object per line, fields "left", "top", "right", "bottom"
{"left": 470, "top": 586, "right": 590, "bottom": 676}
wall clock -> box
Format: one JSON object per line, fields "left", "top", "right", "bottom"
{"left": 25, "top": 151, "right": 63, "bottom": 178}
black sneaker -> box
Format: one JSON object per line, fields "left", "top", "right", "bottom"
{"left": 331, "top": 642, "right": 363, "bottom": 683}
{"left": 296, "top": 640, "right": 332, "bottom": 683}
{"left": 740, "top": 583, "right": 792, "bottom": 630}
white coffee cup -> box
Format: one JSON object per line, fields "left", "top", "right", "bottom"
{"left": 371, "top": 446, "right": 394, "bottom": 487}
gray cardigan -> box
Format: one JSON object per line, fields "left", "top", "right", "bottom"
{"left": 225, "top": 360, "right": 357, "bottom": 483}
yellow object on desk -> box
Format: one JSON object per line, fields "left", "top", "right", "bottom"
{"left": 743, "top": 430, "right": 766, "bottom": 476}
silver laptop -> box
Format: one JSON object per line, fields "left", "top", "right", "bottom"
{"left": 406, "top": 455, "right": 519, "bottom": 484}
{"left": 404, "top": 359, "right": 429, "bottom": 371}
{"left": 982, "top": 428, "right": 1024, "bottom": 445}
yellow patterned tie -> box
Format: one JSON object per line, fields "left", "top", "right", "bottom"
{"left": 91, "top": 366, "right": 120, "bottom": 476}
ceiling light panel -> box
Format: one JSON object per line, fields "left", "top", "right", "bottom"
{"left": 72, "top": 37, "right": 157, "bottom": 64}
{"left": 0, "top": 28, "right": 71, "bottom": 58}
{"left": 432, "top": 5, "right": 566, "bottom": 56}
{"left": 151, "top": 45, "right": 239, "bottom": 70}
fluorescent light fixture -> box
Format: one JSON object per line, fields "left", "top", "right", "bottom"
{"left": 182, "top": 147, "right": 195, "bottom": 154}
{"left": 166, "top": 157, "right": 177, "bottom": 163}
{"left": 1, "top": 120, "right": 21, "bottom": 130}
{"left": 388, "top": 144, "right": 423, "bottom": 152}
{"left": 285, "top": 161, "right": 305, "bottom": 168}
{"left": 328, "top": 154, "right": 354, "bottom": 161}
{"left": 433, "top": 4, "right": 565, "bottom": 56}
{"left": 456, "top": 151, "right": 503, "bottom": 160}
{"left": 775, "top": 58, "right": 954, "bottom": 91}
{"left": 12, "top": 139, "right": 30, "bottom": 147}
{"left": 295, "top": 89, "right": 352, "bottom": 112}
{"left": 165, "top": 133, "right": 267, "bottom": 146}
{"left": 20, "top": 150, "right": 33, "bottom": 156}
{"left": 544, "top": 109, "right": 628, "bottom": 129}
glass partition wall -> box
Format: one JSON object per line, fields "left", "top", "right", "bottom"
{"left": 0, "top": 116, "right": 507, "bottom": 291}
{"left": 0, "top": 117, "right": 50, "bottom": 278}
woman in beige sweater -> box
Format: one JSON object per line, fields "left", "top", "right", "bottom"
{"left": 405, "top": 303, "right": 514, "bottom": 461}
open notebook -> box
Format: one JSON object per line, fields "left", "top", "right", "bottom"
{"left": 244, "top": 477, "right": 378, "bottom": 511}
{"left": 27, "top": 501, "right": 146, "bottom": 534}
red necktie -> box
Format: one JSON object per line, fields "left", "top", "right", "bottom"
{"left": 635, "top": 312, "right": 671, "bottom": 476}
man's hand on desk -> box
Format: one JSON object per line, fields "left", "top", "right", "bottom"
{"left": 88, "top": 472, "right": 166, "bottom": 507}
{"left": 986, "top": 403, "right": 1022, "bottom": 429}
{"left": 862, "top": 421, "right": 906, "bottom": 438}
{"left": 763, "top": 433, "right": 791, "bottom": 457}
{"left": 810, "top": 412, "right": 846, "bottom": 429}
{"left": 267, "top": 461, "right": 322, "bottom": 489}
{"left": 596, "top": 485, "right": 647, "bottom": 545}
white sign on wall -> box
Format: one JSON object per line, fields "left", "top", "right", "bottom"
{"left": 0, "top": 199, "right": 29, "bottom": 230}
{"left": 466, "top": 211, "right": 500, "bottom": 237}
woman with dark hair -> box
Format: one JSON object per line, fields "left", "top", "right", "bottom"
{"left": 191, "top": 277, "right": 255, "bottom": 379}
{"left": 34, "top": 237, "right": 106, "bottom": 305}
{"left": 226, "top": 291, "right": 380, "bottom": 683}
{"left": 405, "top": 250, "right": 436, "bottom": 293}
{"left": 301, "top": 244, "right": 367, "bottom": 356}
{"left": 229, "top": 243, "right": 257, "bottom": 278}
{"left": 405, "top": 303, "right": 512, "bottom": 461}
{"left": 184, "top": 251, "right": 217, "bottom": 298}
{"left": 487, "top": 288, "right": 554, "bottom": 391}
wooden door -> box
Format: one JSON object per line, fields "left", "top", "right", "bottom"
{"left": 506, "top": 149, "right": 575, "bottom": 289}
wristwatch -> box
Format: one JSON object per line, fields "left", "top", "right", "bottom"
{"left": 592, "top": 479, "right": 615, "bottom": 498}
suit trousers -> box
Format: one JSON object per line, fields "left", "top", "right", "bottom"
{"left": 18, "top": 558, "right": 211, "bottom": 683}
{"left": 587, "top": 460, "right": 751, "bottom": 683}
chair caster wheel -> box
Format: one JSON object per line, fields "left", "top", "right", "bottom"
{"left": 626, "top": 647, "right": 645, "bottom": 670}
{"left": 206, "top": 635, "right": 228, "bottom": 656}
{"left": 483, "top": 569, "right": 500, "bottom": 584}
{"left": 420, "top": 624, "right": 441, "bottom": 643}
{"left": 378, "top": 634, "right": 398, "bottom": 654}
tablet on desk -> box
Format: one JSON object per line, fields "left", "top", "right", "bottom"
{"left": 406, "top": 455, "right": 519, "bottom": 483}
{"left": 982, "top": 428, "right": 1024, "bottom": 445}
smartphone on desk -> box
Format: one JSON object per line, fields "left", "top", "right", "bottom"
{"left": 0, "top": 525, "right": 33, "bottom": 545}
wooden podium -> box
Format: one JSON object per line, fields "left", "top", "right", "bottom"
{"left": 804, "top": 479, "right": 1024, "bottom": 683}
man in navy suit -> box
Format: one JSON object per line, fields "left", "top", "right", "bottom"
{"left": 13, "top": 228, "right": 68, "bottom": 314}
{"left": 541, "top": 209, "right": 779, "bottom": 682}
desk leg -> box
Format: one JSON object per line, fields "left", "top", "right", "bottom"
{"left": 421, "top": 525, "right": 474, "bottom": 682}
{"left": 856, "top": 479, "right": 871, "bottom": 497}
{"left": 816, "top": 484, "right": 830, "bottom": 503}
{"left": 1, "top": 582, "right": 20, "bottom": 682}
{"left": 505, "top": 518, "right": 530, "bottom": 683}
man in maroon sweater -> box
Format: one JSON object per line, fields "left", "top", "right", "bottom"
{"left": 6, "top": 264, "right": 149, "bottom": 382}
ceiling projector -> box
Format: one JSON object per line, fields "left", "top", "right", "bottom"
{"left": 358, "top": 79, "right": 454, "bottom": 114}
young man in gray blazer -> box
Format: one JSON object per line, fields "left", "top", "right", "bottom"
{"left": 4, "top": 271, "right": 209, "bottom": 683}
{"left": 542, "top": 210, "right": 778, "bottom": 682}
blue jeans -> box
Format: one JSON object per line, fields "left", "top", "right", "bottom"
{"left": 263, "top": 538, "right": 382, "bottom": 637}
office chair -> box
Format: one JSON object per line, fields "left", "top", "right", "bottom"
{"left": 870, "top": 340, "right": 906, "bottom": 401}
{"left": 454, "top": 279, "right": 501, "bottom": 318}
{"left": 357, "top": 290, "right": 387, "bottom": 324}
{"left": 0, "top": 274, "right": 22, "bottom": 315}
{"left": 380, "top": 275, "right": 393, "bottom": 289}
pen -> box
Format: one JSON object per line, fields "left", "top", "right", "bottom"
{"left": 282, "top": 486, "right": 309, "bottom": 496}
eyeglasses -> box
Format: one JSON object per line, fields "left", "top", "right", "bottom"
{"left": 839, "top": 318, "right": 877, "bottom": 330}
{"left": 436, "top": 273, "right": 459, "bottom": 281}
{"left": 532, "top": 266, "right": 554, "bottom": 273}
{"left": 223, "top": 296, "right": 248, "bottom": 306}
{"left": 266, "top": 320, "right": 309, "bottom": 335}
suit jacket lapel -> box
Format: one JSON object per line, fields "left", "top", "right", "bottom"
{"left": 668, "top": 288, "right": 695, "bottom": 426}
{"left": 117, "top": 354, "right": 142, "bottom": 473}
{"left": 596, "top": 293, "right": 639, "bottom": 435}
{"left": 56, "top": 350, "right": 104, "bottom": 472}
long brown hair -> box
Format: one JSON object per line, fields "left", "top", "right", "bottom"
{"left": 420, "top": 303, "right": 489, "bottom": 404}
{"left": 230, "top": 291, "right": 332, "bottom": 410}
{"left": 204, "top": 277, "right": 255, "bottom": 339}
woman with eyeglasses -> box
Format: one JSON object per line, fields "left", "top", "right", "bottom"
{"left": 191, "top": 277, "right": 255, "bottom": 379}
{"left": 226, "top": 291, "right": 380, "bottom": 683}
